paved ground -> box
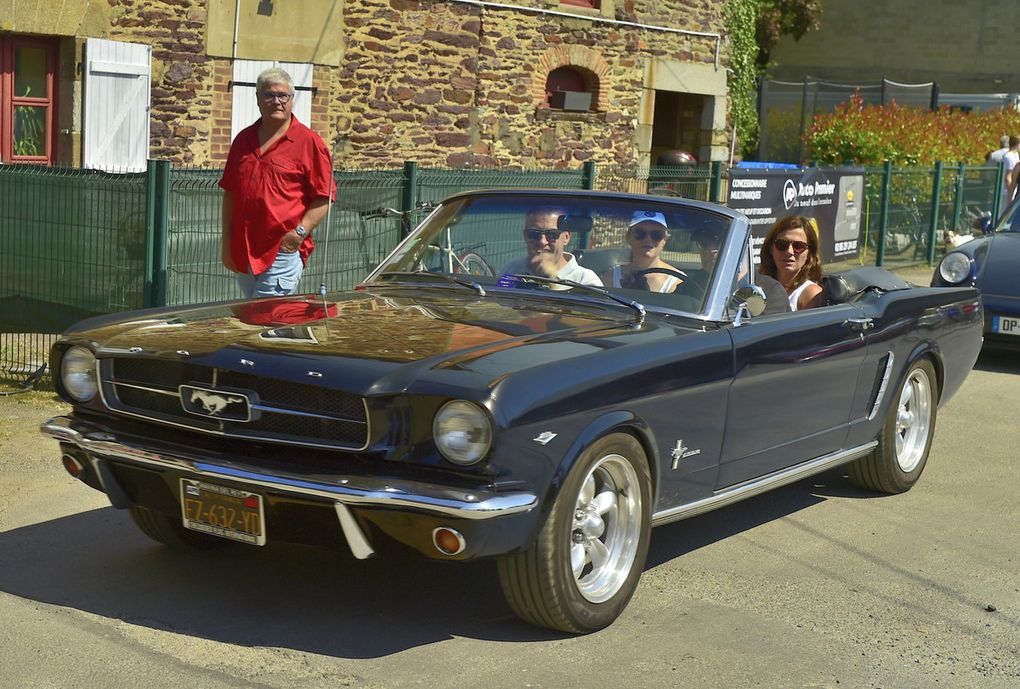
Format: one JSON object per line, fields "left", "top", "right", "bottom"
{"left": 2, "top": 264, "right": 1016, "bottom": 689}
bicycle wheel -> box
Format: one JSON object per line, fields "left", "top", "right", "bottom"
{"left": 457, "top": 252, "right": 494, "bottom": 277}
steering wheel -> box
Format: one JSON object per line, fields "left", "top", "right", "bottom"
{"left": 630, "top": 267, "right": 688, "bottom": 291}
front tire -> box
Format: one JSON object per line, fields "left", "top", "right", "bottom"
{"left": 849, "top": 358, "right": 938, "bottom": 493}
{"left": 497, "top": 433, "right": 651, "bottom": 633}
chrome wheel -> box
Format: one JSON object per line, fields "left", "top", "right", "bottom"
{"left": 497, "top": 433, "right": 651, "bottom": 633}
{"left": 570, "top": 453, "right": 643, "bottom": 604}
{"left": 894, "top": 366, "right": 933, "bottom": 473}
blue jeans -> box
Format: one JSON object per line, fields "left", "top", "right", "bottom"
{"left": 236, "top": 250, "right": 303, "bottom": 299}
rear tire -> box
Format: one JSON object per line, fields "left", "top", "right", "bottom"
{"left": 129, "top": 505, "right": 227, "bottom": 549}
{"left": 849, "top": 358, "right": 938, "bottom": 494}
{"left": 497, "top": 433, "right": 651, "bottom": 633}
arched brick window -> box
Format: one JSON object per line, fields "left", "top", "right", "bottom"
{"left": 545, "top": 66, "right": 597, "bottom": 112}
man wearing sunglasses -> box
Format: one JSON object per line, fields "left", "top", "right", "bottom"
{"left": 219, "top": 67, "right": 336, "bottom": 298}
{"left": 499, "top": 207, "right": 602, "bottom": 287}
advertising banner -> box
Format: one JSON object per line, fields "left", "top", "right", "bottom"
{"left": 727, "top": 167, "right": 865, "bottom": 264}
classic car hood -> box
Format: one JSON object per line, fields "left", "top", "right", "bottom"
{"left": 69, "top": 289, "right": 684, "bottom": 394}
{"left": 979, "top": 233, "right": 1020, "bottom": 296}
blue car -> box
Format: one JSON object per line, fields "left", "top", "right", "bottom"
{"left": 42, "top": 190, "right": 982, "bottom": 633}
{"left": 933, "top": 200, "right": 1020, "bottom": 347}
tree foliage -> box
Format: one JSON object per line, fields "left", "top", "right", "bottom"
{"left": 756, "top": 0, "right": 822, "bottom": 69}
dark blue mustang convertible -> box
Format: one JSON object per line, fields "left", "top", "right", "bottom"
{"left": 42, "top": 190, "right": 982, "bottom": 633}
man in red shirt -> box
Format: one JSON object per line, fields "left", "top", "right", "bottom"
{"left": 219, "top": 67, "right": 336, "bottom": 298}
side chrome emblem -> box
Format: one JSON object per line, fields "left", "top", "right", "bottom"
{"left": 533, "top": 431, "right": 557, "bottom": 445}
{"left": 179, "top": 385, "right": 253, "bottom": 422}
{"left": 671, "top": 439, "right": 701, "bottom": 470}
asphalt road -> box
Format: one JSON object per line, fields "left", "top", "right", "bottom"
{"left": 1, "top": 342, "right": 1017, "bottom": 689}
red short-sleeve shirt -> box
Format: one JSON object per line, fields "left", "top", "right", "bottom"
{"left": 219, "top": 117, "right": 336, "bottom": 274}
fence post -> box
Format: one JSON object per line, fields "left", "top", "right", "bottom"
{"left": 401, "top": 160, "right": 419, "bottom": 210}
{"left": 926, "top": 161, "right": 943, "bottom": 265}
{"left": 581, "top": 161, "right": 596, "bottom": 190}
{"left": 144, "top": 160, "right": 170, "bottom": 307}
{"left": 950, "top": 162, "right": 965, "bottom": 232}
{"left": 709, "top": 161, "right": 723, "bottom": 203}
{"left": 876, "top": 160, "right": 892, "bottom": 267}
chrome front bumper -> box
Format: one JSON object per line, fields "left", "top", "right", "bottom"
{"left": 40, "top": 416, "right": 538, "bottom": 522}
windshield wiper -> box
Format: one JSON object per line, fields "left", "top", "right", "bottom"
{"left": 505, "top": 274, "right": 645, "bottom": 325}
{"left": 377, "top": 271, "right": 486, "bottom": 297}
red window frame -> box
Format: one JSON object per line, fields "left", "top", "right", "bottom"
{"left": 0, "top": 37, "right": 58, "bottom": 164}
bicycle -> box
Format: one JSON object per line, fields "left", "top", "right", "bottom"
{"left": 363, "top": 204, "right": 494, "bottom": 277}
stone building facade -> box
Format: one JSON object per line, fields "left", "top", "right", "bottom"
{"left": 2, "top": 0, "right": 732, "bottom": 170}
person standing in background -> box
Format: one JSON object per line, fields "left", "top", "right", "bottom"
{"left": 219, "top": 67, "right": 335, "bottom": 298}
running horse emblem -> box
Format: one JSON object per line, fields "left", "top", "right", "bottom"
{"left": 189, "top": 389, "right": 246, "bottom": 416}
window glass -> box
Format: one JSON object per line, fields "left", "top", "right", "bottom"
{"left": 13, "top": 106, "right": 46, "bottom": 157}
{"left": 14, "top": 46, "right": 48, "bottom": 99}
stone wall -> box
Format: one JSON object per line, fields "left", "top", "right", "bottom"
{"left": 8, "top": 0, "right": 730, "bottom": 168}
{"left": 331, "top": 0, "right": 727, "bottom": 169}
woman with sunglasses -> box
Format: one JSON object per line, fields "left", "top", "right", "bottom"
{"left": 606, "top": 211, "right": 686, "bottom": 293}
{"left": 759, "top": 215, "right": 823, "bottom": 311}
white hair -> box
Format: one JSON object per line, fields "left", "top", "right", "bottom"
{"left": 256, "top": 67, "right": 294, "bottom": 95}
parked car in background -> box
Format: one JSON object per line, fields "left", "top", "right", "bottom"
{"left": 933, "top": 196, "right": 1020, "bottom": 348}
{"left": 41, "top": 190, "right": 983, "bottom": 633}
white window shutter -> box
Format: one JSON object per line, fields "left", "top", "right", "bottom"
{"left": 231, "top": 60, "right": 314, "bottom": 140}
{"left": 83, "top": 38, "right": 151, "bottom": 172}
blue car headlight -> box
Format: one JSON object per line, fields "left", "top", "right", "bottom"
{"left": 938, "top": 252, "right": 972, "bottom": 284}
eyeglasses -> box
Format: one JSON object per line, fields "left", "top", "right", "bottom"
{"left": 525, "top": 229, "right": 564, "bottom": 242}
{"left": 773, "top": 238, "right": 810, "bottom": 254}
{"left": 630, "top": 228, "right": 668, "bottom": 242}
{"left": 260, "top": 92, "right": 293, "bottom": 103}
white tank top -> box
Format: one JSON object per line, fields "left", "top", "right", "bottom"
{"left": 787, "top": 279, "right": 818, "bottom": 311}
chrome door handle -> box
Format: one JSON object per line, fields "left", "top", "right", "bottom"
{"left": 845, "top": 317, "right": 874, "bottom": 332}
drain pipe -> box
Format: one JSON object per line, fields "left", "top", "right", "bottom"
{"left": 445, "top": 0, "right": 723, "bottom": 68}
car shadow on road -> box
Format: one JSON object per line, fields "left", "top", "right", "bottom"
{"left": 974, "top": 348, "right": 1020, "bottom": 374}
{"left": 0, "top": 471, "right": 865, "bottom": 656}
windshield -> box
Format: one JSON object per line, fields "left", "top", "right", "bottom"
{"left": 365, "top": 193, "right": 740, "bottom": 315}
{"left": 998, "top": 199, "right": 1020, "bottom": 232}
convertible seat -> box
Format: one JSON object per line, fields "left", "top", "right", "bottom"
{"left": 822, "top": 267, "right": 911, "bottom": 305}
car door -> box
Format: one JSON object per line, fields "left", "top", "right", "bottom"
{"left": 717, "top": 303, "right": 870, "bottom": 487}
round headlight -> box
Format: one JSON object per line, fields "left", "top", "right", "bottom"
{"left": 938, "top": 252, "right": 972, "bottom": 284}
{"left": 61, "top": 346, "right": 98, "bottom": 402}
{"left": 433, "top": 400, "right": 492, "bottom": 466}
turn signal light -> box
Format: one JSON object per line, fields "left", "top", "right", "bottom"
{"left": 61, "top": 453, "right": 85, "bottom": 479}
{"left": 432, "top": 527, "right": 466, "bottom": 555}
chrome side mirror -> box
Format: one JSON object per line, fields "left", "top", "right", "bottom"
{"left": 730, "top": 284, "right": 767, "bottom": 326}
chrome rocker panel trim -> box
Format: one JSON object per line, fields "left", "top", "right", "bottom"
{"left": 41, "top": 416, "right": 537, "bottom": 521}
{"left": 651, "top": 441, "right": 878, "bottom": 526}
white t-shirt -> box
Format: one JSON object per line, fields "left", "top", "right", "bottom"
{"left": 500, "top": 253, "right": 603, "bottom": 287}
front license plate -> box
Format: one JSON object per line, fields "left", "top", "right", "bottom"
{"left": 992, "top": 315, "right": 1020, "bottom": 335}
{"left": 180, "top": 479, "right": 266, "bottom": 545}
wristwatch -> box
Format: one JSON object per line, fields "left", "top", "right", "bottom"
{"left": 294, "top": 225, "right": 308, "bottom": 238}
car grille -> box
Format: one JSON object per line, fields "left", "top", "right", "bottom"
{"left": 99, "top": 358, "right": 369, "bottom": 450}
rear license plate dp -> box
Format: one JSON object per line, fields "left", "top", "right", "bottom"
{"left": 992, "top": 315, "right": 1020, "bottom": 335}
{"left": 180, "top": 479, "right": 266, "bottom": 545}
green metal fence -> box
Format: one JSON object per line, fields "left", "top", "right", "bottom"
{"left": 0, "top": 159, "right": 1000, "bottom": 384}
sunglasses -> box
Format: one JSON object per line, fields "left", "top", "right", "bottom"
{"left": 525, "top": 229, "right": 564, "bottom": 242}
{"left": 630, "top": 228, "right": 668, "bottom": 242}
{"left": 773, "top": 238, "right": 810, "bottom": 254}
